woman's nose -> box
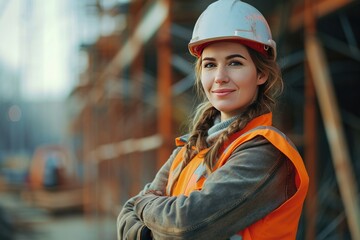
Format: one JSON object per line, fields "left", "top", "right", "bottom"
{"left": 214, "top": 66, "right": 229, "bottom": 84}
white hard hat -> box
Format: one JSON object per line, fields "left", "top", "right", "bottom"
{"left": 188, "top": 0, "right": 276, "bottom": 60}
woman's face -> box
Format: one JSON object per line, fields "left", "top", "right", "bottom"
{"left": 201, "top": 41, "right": 268, "bottom": 121}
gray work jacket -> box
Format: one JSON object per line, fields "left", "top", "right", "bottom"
{"left": 117, "top": 135, "right": 296, "bottom": 240}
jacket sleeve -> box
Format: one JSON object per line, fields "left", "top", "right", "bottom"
{"left": 117, "top": 148, "right": 181, "bottom": 240}
{"left": 117, "top": 187, "right": 150, "bottom": 240}
{"left": 134, "top": 136, "right": 296, "bottom": 240}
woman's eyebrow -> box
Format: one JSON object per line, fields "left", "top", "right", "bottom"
{"left": 202, "top": 54, "right": 247, "bottom": 62}
{"left": 226, "top": 54, "right": 247, "bottom": 60}
{"left": 202, "top": 57, "right": 215, "bottom": 62}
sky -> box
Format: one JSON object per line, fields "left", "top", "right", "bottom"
{"left": 0, "top": 0, "right": 130, "bottom": 101}
{"left": 0, "top": 0, "right": 79, "bottom": 101}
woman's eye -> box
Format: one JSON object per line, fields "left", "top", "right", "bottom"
{"left": 203, "top": 62, "right": 215, "bottom": 68}
{"left": 229, "top": 61, "right": 242, "bottom": 66}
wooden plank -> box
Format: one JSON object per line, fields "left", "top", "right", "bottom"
{"left": 93, "top": 134, "right": 163, "bottom": 161}
{"left": 289, "top": 0, "right": 352, "bottom": 31}
{"left": 23, "top": 188, "right": 84, "bottom": 211}
{"left": 305, "top": 34, "right": 360, "bottom": 240}
{"left": 92, "top": 0, "right": 170, "bottom": 102}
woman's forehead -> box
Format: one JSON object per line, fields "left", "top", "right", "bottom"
{"left": 202, "top": 41, "right": 250, "bottom": 58}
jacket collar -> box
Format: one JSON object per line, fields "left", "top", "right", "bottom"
{"left": 175, "top": 112, "right": 272, "bottom": 147}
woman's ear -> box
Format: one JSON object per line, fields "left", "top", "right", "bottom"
{"left": 257, "top": 71, "right": 269, "bottom": 85}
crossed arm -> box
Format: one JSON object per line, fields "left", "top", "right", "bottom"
{"left": 117, "top": 137, "right": 294, "bottom": 240}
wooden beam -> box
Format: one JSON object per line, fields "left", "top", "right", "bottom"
{"left": 305, "top": 34, "right": 360, "bottom": 240}
{"left": 129, "top": 0, "right": 145, "bottom": 199}
{"left": 303, "top": 0, "right": 317, "bottom": 238}
{"left": 92, "top": 134, "right": 163, "bottom": 161}
{"left": 290, "top": 0, "right": 353, "bottom": 31}
{"left": 304, "top": 62, "right": 318, "bottom": 240}
{"left": 91, "top": 0, "right": 170, "bottom": 102}
{"left": 156, "top": 0, "right": 172, "bottom": 170}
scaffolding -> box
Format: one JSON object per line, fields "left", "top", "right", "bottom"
{"left": 68, "top": 0, "right": 360, "bottom": 238}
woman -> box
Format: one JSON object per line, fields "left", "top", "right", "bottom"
{"left": 117, "top": 0, "right": 309, "bottom": 239}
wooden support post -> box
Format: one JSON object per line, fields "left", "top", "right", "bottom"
{"left": 303, "top": 0, "right": 318, "bottom": 238}
{"left": 290, "top": 0, "right": 353, "bottom": 32}
{"left": 108, "top": 99, "right": 123, "bottom": 210}
{"left": 129, "top": 0, "right": 145, "bottom": 197}
{"left": 91, "top": 0, "right": 169, "bottom": 102}
{"left": 83, "top": 105, "right": 95, "bottom": 215}
{"left": 304, "top": 62, "right": 318, "bottom": 240}
{"left": 305, "top": 35, "right": 360, "bottom": 240}
{"left": 157, "top": 0, "right": 172, "bottom": 170}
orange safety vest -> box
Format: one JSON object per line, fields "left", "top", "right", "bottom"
{"left": 166, "top": 113, "right": 309, "bottom": 239}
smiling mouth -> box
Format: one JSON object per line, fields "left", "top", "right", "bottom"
{"left": 212, "top": 89, "right": 235, "bottom": 96}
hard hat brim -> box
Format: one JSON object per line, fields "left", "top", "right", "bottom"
{"left": 188, "top": 37, "right": 275, "bottom": 60}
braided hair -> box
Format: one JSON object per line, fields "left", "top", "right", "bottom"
{"left": 183, "top": 47, "right": 284, "bottom": 172}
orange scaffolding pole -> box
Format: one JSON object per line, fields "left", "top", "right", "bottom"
{"left": 156, "top": 0, "right": 172, "bottom": 169}
{"left": 129, "top": 0, "right": 145, "bottom": 198}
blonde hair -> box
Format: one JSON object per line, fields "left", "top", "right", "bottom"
{"left": 183, "top": 47, "right": 284, "bottom": 172}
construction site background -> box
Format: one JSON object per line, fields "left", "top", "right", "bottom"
{"left": 0, "top": 0, "right": 359, "bottom": 239}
